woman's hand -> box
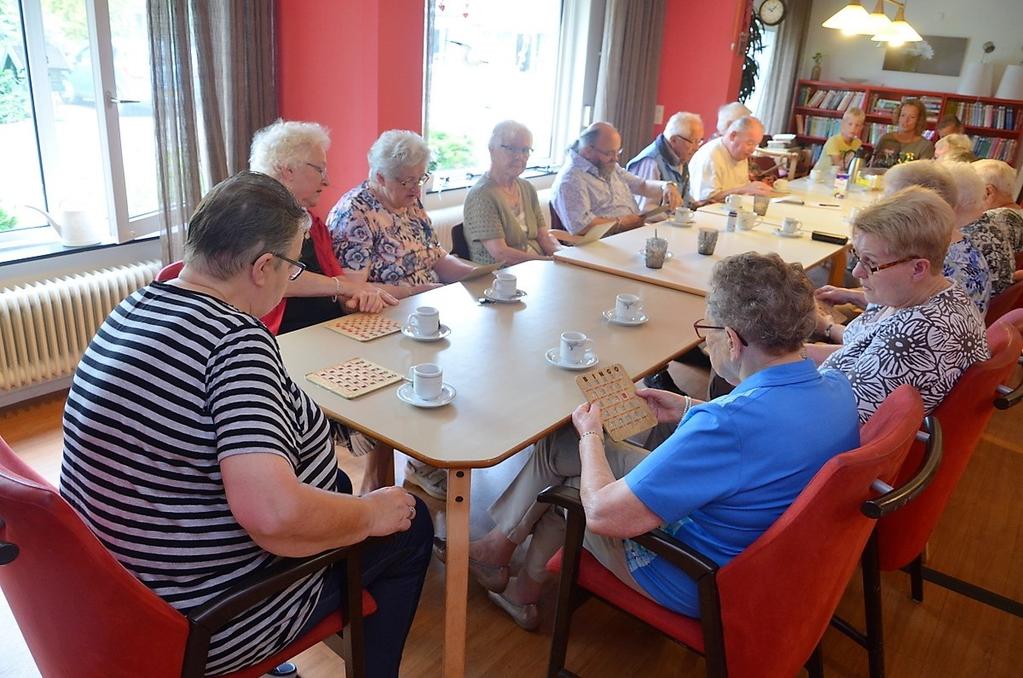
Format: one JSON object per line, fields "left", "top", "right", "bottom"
{"left": 342, "top": 280, "right": 398, "bottom": 312}
{"left": 635, "top": 387, "right": 688, "bottom": 425}
{"left": 361, "top": 486, "right": 417, "bottom": 535}
{"left": 572, "top": 401, "right": 603, "bottom": 438}
{"left": 815, "top": 285, "right": 865, "bottom": 308}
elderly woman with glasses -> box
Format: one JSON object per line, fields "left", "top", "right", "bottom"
{"left": 462, "top": 120, "right": 561, "bottom": 265}
{"left": 328, "top": 129, "right": 476, "bottom": 299}
{"left": 446, "top": 253, "right": 859, "bottom": 629}
{"left": 249, "top": 119, "right": 398, "bottom": 334}
{"left": 59, "top": 172, "right": 432, "bottom": 677}
{"left": 809, "top": 187, "right": 989, "bottom": 423}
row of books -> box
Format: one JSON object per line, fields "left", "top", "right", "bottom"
{"left": 946, "top": 101, "right": 1019, "bottom": 131}
{"left": 794, "top": 115, "right": 842, "bottom": 138}
{"left": 869, "top": 95, "right": 941, "bottom": 120}
{"left": 797, "top": 88, "right": 867, "bottom": 112}
{"left": 972, "top": 136, "right": 1019, "bottom": 162}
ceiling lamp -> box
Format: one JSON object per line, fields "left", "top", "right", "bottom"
{"left": 821, "top": 1, "right": 870, "bottom": 31}
{"left": 861, "top": 1, "right": 893, "bottom": 35}
{"left": 870, "top": 4, "right": 922, "bottom": 46}
{"left": 823, "top": 1, "right": 920, "bottom": 45}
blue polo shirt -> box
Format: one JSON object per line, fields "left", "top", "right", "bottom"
{"left": 622, "top": 359, "right": 859, "bottom": 617}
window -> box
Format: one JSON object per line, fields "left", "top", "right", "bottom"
{"left": 748, "top": 24, "right": 780, "bottom": 121}
{"left": 424, "top": 0, "right": 577, "bottom": 190}
{"left": 0, "top": 0, "right": 158, "bottom": 251}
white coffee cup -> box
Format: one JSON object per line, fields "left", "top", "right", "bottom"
{"left": 773, "top": 178, "right": 790, "bottom": 192}
{"left": 615, "top": 293, "right": 644, "bottom": 321}
{"left": 781, "top": 217, "right": 802, "bottom": 235}
{"left": 672, "top": 207, "right": 693, "bottom": 223}
{"left": 737, "top": 209, "right": 760, "bottom": 231}
{"left": 560, "top": 331, "right": 593, "bottom": 365}
{"left": 408, "top": 306, "right": 440, "bottom": 336}
{"left": 493, "top": 271, "right": 517, "bottom": 299}
{"left": 810, "top": 169, "right": 824, "bottom": 184}
{"left": 725, "top": 194, "right": 743, "bottom": 210}
{"left": 409, "top": 363, "right": 444, "bottom": 400}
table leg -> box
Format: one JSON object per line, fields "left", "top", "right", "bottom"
{"left": 443, "top": 468, "right": 471, "bottom": 678}
{"left": 828, "top": 248, "right": 849, "bottom": 287}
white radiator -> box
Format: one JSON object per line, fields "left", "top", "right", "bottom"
{"left": 0, "top": 260, "right": 161, "bottom": 405}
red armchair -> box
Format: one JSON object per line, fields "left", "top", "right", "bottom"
{"left": 540, "top": 385, "right": 935, "bottom": 678}
{"left": 0, "top": 435, "right": 374, "bottom": 678}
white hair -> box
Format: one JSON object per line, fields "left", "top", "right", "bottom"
{"left": 663, "top": 112, "right": 702, "bottom": 140}
{"left": 717, "top": 102, "right": 751, "bottom": 136}
{"left": 884, "top": 160, "right": 958, "bottom": 209}
{"left": 725, "top": 115, "right": 763, "bottom": 137}
{"left": 943, "top": 161, "right": 986, "bottom": 215}
{"left": 488, "top": 120, "right": 533, "bottom": 150}
{"left": 972, "top": 159, "right": 1016, "bottom": 197}
{"left": 935, "top": 134, "right": 973, "bottom": 157}
{"left": 249, "top": 119, "right": 330, "bottom": 178}
{"left": 367, "top": 130, "right": 431, "bottom": 180}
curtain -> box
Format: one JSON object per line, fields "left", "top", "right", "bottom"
{"left": 756, "top": 0, "right": 812, "bottom": 135}
{"left": 148, "top": 0, "right": 278, "bottom": 264}
{"left": 593, "top": 0, "right": 666, "bottom": 159}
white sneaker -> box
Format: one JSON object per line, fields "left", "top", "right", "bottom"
{"left": 404, "top": 460, "right": 447, "bottom": 500}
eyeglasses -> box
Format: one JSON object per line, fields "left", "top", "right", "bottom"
{"left": 305, "top": 162, "right": 328, "bottom": 181}
{"left": 253, "top": 251, "right": 307, "bottom": 280}
{"left": 693, "top": 319, "right": 748, "bottom": 346}
{"left": 592, "top": 146, "right": 623, "bottom": 159}
{"left": 849, "top": 247, "right": 920, "bottom": 275}
{"left": 672, "top": 135, "right": 704, "bottom": 146}
{"left": 501, "top": 144, "right": 533, "bottom": 156}
{"left": 395, "top": 173, "right": 432, "bottom": 189}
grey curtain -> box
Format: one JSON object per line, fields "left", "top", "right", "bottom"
{"left": 148, "top": 0, "right": 278, "bottom": 264}
{"left": 757, "top": 0, "right": 812, "bottom": 135}
{"left": 593, "top": 0, "right": 666, "bottom": 158}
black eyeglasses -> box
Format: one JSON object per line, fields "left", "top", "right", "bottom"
{"left": 500, "top": 144, "right": 533, "bottom": 156}
{"left": 253, "top": 252, "right": 306, "bottom": 280}
{"left": 693, "top": 319, "right": 748, "bottom": 346}
{"left": 849, "top": 247, "right": 920, "bottom": 275}
{"left": 671, "top": 134, "right": 704, "bottom": 146}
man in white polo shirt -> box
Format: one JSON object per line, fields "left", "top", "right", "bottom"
{"left": 688, "top": 115, "right": 772, "bottom": 203}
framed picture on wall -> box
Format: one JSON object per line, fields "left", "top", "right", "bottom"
{"left": 882, "top": 35, "right": 969, "bottom": 76}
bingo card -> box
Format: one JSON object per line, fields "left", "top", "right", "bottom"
{"left": 327, "top": 313, "right": 401, "bottom": 342}
{"left": 576, "top": 363, "right": 657, "bottom": 442}
{"left": 307, "top": 358, "right": 403, "bottom": 399}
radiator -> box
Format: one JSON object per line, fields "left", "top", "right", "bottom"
{"left": 0, "top": 260, "right": 161, "bottom": 404}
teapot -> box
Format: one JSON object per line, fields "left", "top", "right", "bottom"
{"left": 24, "top": 205, "right": 101, "bottom": 247}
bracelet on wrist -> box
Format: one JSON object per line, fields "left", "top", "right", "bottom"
{"left": 331, "top": 276, "right": 341, "bottom": 302}
{"left": 824, "top": 322, "right": 835, "bottom": 342}
{"left": 682, "top": 395, "right": 692, "bottom": 417}
{"left": 579, "top": 430, "right": 602, "bottom": 443}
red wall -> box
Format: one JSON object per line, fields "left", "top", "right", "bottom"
{"left": 277, "top": 0, "right": 425, "bottom": 214}
{"left": 654, "top": 0, "right": 747, "bottom": 136}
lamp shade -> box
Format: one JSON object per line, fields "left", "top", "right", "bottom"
{"left": 994, "top": 64, "right": 1023, "bottom": 101}
{"left": 957, "top": 62, "right": 995, "bottom": 97}
{"left": 822, "top": 2, "right": 870, "bottom": 30}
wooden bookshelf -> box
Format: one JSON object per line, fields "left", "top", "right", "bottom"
{"left": 790, "top": 80, "right": 1023, "bottom": 167}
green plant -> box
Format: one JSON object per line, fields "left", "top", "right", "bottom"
{"left": 0, "top": 66, "right": 30, "bottom": 124}
{"left": 812, "top": 52, "right": 824, "bottom": 67}
{"left": 738, "top": 12, "right": 765, "bottom": 103}
{"left": 428, "top": 131, "right": 475, "bottom": 170}
{"left": 0, "top": 205, "right": 17, "bottom": 231}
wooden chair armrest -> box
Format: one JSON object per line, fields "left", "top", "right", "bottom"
{"left": 862, "top": 416, "right": 943, "bottom": 519}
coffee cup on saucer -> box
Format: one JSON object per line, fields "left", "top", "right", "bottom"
{"left": 671, "top": 207, "right": 693, "bottom": 223}
{"left": 736, "top": 209, "right": 761, "bottom": 231}
{"left": 781, "top": 217, "right": 802, "bottom": 235}
{"left": 614, "top": 293, "right": 644, "bottom": 322}
{"left": 407, "top": 306, "right": 440, "bottom": 336}
{"left": 493, "top": 271, "right": 517, "bottom": 299}
{"left": 560, "top": 331, "right": 593, "bottom": 365}
{"left": 409, "top": 363, "right": 443, "bottom": 400}
{"left": 725, "top": 194, "right": 743, "bottom": 210}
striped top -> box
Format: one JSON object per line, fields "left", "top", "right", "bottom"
{"left": 59, "top": 282, "right": 337, "bottom": 675}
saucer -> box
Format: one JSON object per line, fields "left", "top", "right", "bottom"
{"left": 545, "top": 348, "right": 599, "bottom": 370}
{"left": 396, "top": 382, "right": 456, "bottom": 408}
{"left": 483, "top": 287, "right": 527, "bottom": 303}
{"left": 666, "top": 216, "right": 695, "bottom": 227}
{"left": 774, "top": 228, "right": 803, "bottom": 238}
{"left": 636, "top": 250, "right": 674, "bottom": 260}
{"left": 401, "top": 323, "right": 451, "bottom": 342}
{"left": 602, "top": 309, "right": 648, "bottom": 326}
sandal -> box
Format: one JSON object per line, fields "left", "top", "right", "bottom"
{"left": 432, "top": 536, "right": 510, "bottom": 593}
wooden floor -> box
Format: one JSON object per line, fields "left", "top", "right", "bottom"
{"left": 2, "top": 369, "right": 1022, "bottom": 677}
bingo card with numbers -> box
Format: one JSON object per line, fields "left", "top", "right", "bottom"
{"left": 307, "top": 358, "right": 403, "bottom": 399}
{"left": 327, "top": 313, "right": 402, "bottom": 342}
{"left": 576, "top": 363, "right": 657, "bottom": 442}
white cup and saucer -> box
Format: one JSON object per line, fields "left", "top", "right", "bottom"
{"left": 483, "top": 271, "right": 526, "bottom": 303}
{"left": 724, "top": 194, "right": 744, "bottom": 210}
{"left": 736, "top": 209, "right": 762, "bottom": 231}
{"left": 545, "top": 331, "right": 598, "bottom": 370}
{"left": 774, "top": 217, "right": 804, "bottom": 238}
{"left": 602, "top": 293, "right": 648, "bottom": 326}
{"left": 402, "top": 306, "right": 451, "bottom": 341}
{"left": 667, "top": 207, "right": 694, "bottom": 226}
{"left": 397, "top": 362, "right": 456, "bottom": 407}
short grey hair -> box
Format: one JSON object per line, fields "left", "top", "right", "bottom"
{"left": 725, "top": 115, "right": 763, "bottom": 137}
{"left": 943, "top": 161, "right": 986, "bottom": 214}
{"left": 936, "top": 133, "right": 972, "bottom": 155}
{"left": 717, "top": 102, "right": 751, "bottom": 136}
{"left": 972, "top": 159, "right": 1016, "bottom": 196}
{"left": 884, "top": 160, "right": 958, "bottom": 209}
{"left": 368, "top": 130, "right": 431, "bottom": 180}
{"left": 489, "top": 120, "right": 532, "bottom": 150}
{"left": 707, "top": 252, "right": 816, "bottom": 354}
{"left": 663, "top": 112, "right": 702, "bottom": 140}
{"left": 854, "top": 186, "right": 955, "bottom": 270}
{"left": 249, "top": 119, "right": 330, "bottom": 178}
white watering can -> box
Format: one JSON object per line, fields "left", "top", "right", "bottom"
{"left": 24, "top": 205, "right": 101, "bottom": 247}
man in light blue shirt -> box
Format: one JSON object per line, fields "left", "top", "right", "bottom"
{"left": 552, "top": 122, "right": 682, "bottom": 235}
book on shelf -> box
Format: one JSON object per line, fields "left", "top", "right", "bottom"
{"left": 971, "top": 136, "right": 1019, "bottom": 162}
{"left": 799, "top": 87, "right": 866, "bottom": 111}
{"left": 947, "top": 101, "right": 1019, "bottom": 131}
{"left": 869, "top": 94, "right": 941, "bottom": 121}
{"left": 796, "top": 115, "right": 843, "bottom": 138}
{"left": 865, "top": 122, "right": 897, "bottom": 145}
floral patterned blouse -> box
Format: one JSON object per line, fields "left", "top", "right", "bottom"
{"left": 961, "top": 213, "right": 1015, "bottom": 295}
{"left": 326, "top": 181, "right": 445, "bottom": 286}
{"left": 943, "top": 237, "right": 992, "bottom": 315}
{"left": 985, "top": 207, "right": 1023, "bottom": 253}
{"left": 821, "top": 282, "right": 989, "bottom": 423}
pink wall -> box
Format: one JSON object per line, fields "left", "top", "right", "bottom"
{"left": 654, "top": 0, "right": 748, "bottom": 136}
{"left": 277, "top": 1, "right": 425, "bottom": 214}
